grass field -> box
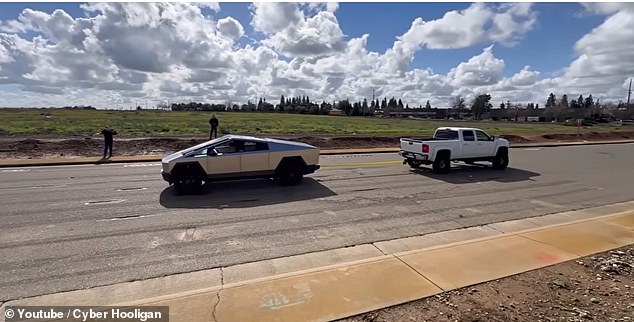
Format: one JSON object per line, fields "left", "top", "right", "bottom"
{"left": 0, "top": 108, "right": 625, "bottom": 137}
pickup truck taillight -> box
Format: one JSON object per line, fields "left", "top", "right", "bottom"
{"left": 422, "top": 144, "right": 429, "bottom": 153}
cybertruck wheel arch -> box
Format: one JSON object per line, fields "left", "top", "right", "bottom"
{"left": 274, "top": 156, "right": 307, "bottom": 186}
{"left": 171, "top": 162, "right": 207, "bottom": 180}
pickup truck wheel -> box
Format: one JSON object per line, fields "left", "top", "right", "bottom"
{"left": 492, "top": 149, "right": 509, "bottom": 170}
{"left": 432, "top": 154, "right": 450, "bottom": 174}
{"left": 174, "top": 176, "right": 202, "bottom": 195}
{"left": 407, "top": 159, "right": 423, "bottom": 168}
{"left": 275, "top": 162, "right": 304, "bottom": 186}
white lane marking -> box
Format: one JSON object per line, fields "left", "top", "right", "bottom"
{"left": 464, "top": 208, "right": 483, "bottom": 213}
{"left": 2, "top": 164, "right": 98, "bottom": 171}
{"left": 29, "top": 184, "right": 67, "bottom": 189}
{"left": 530, "top": 199, "right": 564, "bottom": 208}
{"left": 84, "top": 198, "right": 126, "bottom": 205}
{"left": 2, "top": 169, "right": 30, "bottom": 172}
{"left": 523, "top": 148, "right": 543, "bottom": 151}
{"left": 117, "top": 187, "right": 148, "bottom": 191}
{"left": 123, "top": 163, "right": 161, "bottom": 167}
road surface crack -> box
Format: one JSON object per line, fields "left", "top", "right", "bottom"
{"left": 212, "top": 267, "right": 224, "bottom": 322}
{"left": 372, "top": 243, "right": 387, "bottom": 255}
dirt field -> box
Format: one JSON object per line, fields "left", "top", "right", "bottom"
{"left": 339, "top": 245, "right": 634, "bottom": 322}
{"left": 1, "top": 131, "right": 634, "bottom": 159}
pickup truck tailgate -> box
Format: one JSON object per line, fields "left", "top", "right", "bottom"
{"left": 401, "top": 139, "right": 423, "bottom": 152}
{"left": 400, "top": 139, "right": 430, "bottom": 161}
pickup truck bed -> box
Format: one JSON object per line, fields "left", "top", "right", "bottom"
{"left": 401, "top": 137, "right": 443, "bottom": 142}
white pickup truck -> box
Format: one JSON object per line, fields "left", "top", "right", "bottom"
{"left": 399, "top": 127, "right": 510, "bottom": 173}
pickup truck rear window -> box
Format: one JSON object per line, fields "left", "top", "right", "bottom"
{"left": 434, "top": 130, "right": 459, "bottom": 140}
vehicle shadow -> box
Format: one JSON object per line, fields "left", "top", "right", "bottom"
{"left": 159, "top": 177, "right": 337, "bottom": 209}
{"left": 410, "top": 163, "right": 540, "bottom": 184}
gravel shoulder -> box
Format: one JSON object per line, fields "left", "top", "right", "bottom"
{"left": 339, "top": 245, "right": 634, "bottom": 322}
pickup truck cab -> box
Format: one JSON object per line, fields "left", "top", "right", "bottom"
{"left": 399, "top": 127, "right": 509, "bottom": 173}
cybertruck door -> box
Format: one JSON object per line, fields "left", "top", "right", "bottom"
{"left": 206, "top": 140, "right": 241, "bottom": 178}
{"left": 238, "top": 140, "right": 270, "bottom": 174}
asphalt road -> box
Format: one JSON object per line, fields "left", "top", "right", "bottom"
{"left": 1, "top": 143, "right": 633, "bottom": 301}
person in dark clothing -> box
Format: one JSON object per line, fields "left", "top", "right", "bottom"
{"left": 209, "top": 114, "right": 219, "bottom": 139}
{"left": 100, "top": 127, "right": 117, "bottom": 159}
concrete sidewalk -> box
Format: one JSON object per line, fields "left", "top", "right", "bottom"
{"left": 1, "top": 139, "right": 633, "bottom": 168}
{"left": 2, "top": 201, "right": 633, "bottom": 322}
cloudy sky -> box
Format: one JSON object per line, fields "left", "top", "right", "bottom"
{"left": 0, "top": 2, "right": 633, "bottom": 109}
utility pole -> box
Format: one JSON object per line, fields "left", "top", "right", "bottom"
{"left": 627, "top": 78, "right": 632, "bottom": 108}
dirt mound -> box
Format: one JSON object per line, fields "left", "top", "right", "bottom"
{"left": 0, "top": 137, "right": 202, "bottom": 158}
{"left": 1, "top": 131, "right": 633, "bottom": 159}
{"left": 542, "top": 130, "right": 634, "bottom": 141}
{"left": 1, "top": 138, "right": 94, "bottom": 157}
{"left": 288, "top": 136, "right": 400, "bottom": 149}
{"left": 498, "top": 135, "right": 533, "bottom": 143}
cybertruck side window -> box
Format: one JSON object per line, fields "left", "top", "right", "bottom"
{"left": 185, "top": 147, "right": 209, "bottom": 156}
{"left": 215, "top": 140, "right": 241, "bottom": 154}
{"left": 243, "top": 141, "right": 269, "bottom": 152}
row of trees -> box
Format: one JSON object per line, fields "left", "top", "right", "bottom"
{"left": 450, "top": 94, "right": 492, "bottom": 120}
{"left": 546, "top": 93, "right": 599, "bottom": 109}
{"left": 166, "top": 91, "right": 632, "bottom": 120}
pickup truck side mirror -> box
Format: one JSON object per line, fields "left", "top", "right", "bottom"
{"left": 490, "top": 136, "right": 495, "bottom": 141}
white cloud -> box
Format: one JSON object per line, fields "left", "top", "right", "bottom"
{"left": 0, "top": 2, "right": 633, "bottom": 109}
{"left": 197, "top": 3, "right": 221, "bottom": 13}
{"left": 552, "top": 7, "right": 634, "bottom": 101}
{"left": 262, "top": 11, "right": 345, "bottom": 57}
{"left": 381, "top": 3, "right": 535, "bottom": 74}
{"left": 508, "top": 66, "right": 540, "bottom": 86}
{"left": 581, "top": 3, "right": 634, "bottom": 15}
{"left": 217, "top": 17, "right": 244, "bottom": 40}
{"left": 250, "top": 3, "right": 302, "bottom": 34}
{"left": 252, "top": 3, "right": 345, "bottom": 57}
{"left": 0, "top": 2, "right": 240, "bottom": 99}
{"left": 489, "top": 3, "right": 537, "bottom": 45}
{"left": 448, "top": 45, "right": 505, "bottom": 87}
{"left": 302, "top": 2, "right": 340, "bottom": 15}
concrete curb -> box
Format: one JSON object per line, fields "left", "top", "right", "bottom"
{"left": 0, "top": 139, "right": 633, "bottom": 168}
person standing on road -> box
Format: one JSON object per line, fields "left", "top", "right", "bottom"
{"left": 209, "top": 114, "right": 219, "bottom": 139}
{"left": 100, "top": 126, "right": 117, "bottom": 159}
